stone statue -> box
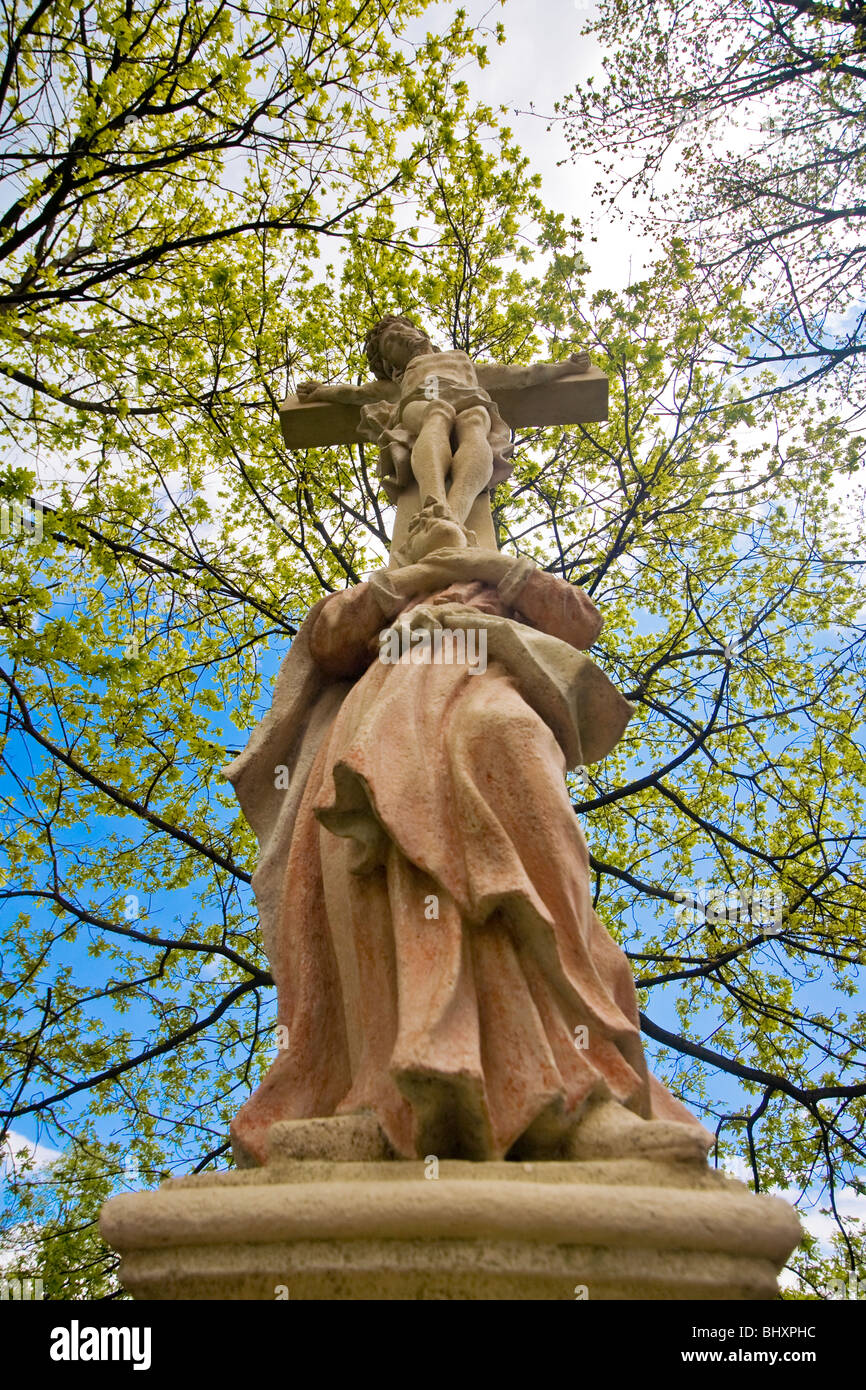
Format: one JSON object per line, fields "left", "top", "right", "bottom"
{"left": 224, "top": 315, "right": 713, "bottom": 1166}
{"left": 294, "top": 312, "right": 594, "bottom": 562}
{"left": 100, "top": 316, "right": 801, "bottom": 1302}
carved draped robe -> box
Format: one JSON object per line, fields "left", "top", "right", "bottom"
{"left": 224, "top": 556, "right": 704, "bottom": 1164}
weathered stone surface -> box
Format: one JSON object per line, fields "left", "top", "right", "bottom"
{"left": 222, "top": 548, "right": 715, "bottom": 1169}
{"left": 100, "top": 1152, "right": 802, "bottom": 1300}
{"left": 265, "top": 1115, "right": 396, "bottom": 1164}
{"left": 219, "top": 319, "right": 718, "bottom": 1170}
{"left": 279, "top": 368, "right": 609, "bottom": 448}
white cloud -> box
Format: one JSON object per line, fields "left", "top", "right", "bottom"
{"left": 2, "top": 1130, "right": 62, "bottom": 1177}
{"left": 408, "top": 0, "right": 656, "bottom": 294}
{"left": 796, "top": 1192, "right": 866, "bottom": 1252}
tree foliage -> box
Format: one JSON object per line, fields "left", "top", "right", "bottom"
{"left": 2, "top": 1132, "right": 127, "bottom": 1298}
{"left": 557, "top": 0, "right": 866, "bottom": 402}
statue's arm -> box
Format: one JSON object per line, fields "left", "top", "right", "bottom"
{"left": 502, "top": 566, "right": 603, "bottom": 651}
{"left": 475, "top": 351, "right": 590, "bottom": 391}
{"left": 295, "top": 378, "right": 398, "bottom": 405}
{"left": 308, "top": 582, "right": 386, "bottom": 678}
{"left": 371, "top": 549, "right": 602, "bottom": 649}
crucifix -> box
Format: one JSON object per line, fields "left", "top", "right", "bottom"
{"left": 279, "top": 313, "right": 608, "bottom": 564}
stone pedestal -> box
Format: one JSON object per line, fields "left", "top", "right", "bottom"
{"left": 100, "top": 1126, "right": 801, "bottom": 1300}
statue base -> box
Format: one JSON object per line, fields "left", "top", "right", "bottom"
{"left": 100, "top": 1128, "right": 800, "bottom": 1300}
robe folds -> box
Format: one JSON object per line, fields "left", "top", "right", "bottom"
{"left": 223, "top": 555, "right": 704, "bottom": 1163}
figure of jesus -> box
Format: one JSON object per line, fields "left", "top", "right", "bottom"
{"left": 296, "top": 314, "right": 590, "bottom": 562}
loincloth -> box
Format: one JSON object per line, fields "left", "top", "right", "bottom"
{"left": 357, "top": 383, "right": 515, "bottom": 503}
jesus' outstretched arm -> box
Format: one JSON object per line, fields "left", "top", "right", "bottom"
{"left": 294, "top": 378, "right": 398, "bottom": 405}
{"left": 474, "top": 350, "right": 590, "bottom": 392}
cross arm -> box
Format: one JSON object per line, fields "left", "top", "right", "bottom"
{"left": 278, "top": 366, "right": 608, "bottom": 448}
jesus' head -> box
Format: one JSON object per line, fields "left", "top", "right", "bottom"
{"left": 364, "top": 314, "right": 437, "bottom": 381}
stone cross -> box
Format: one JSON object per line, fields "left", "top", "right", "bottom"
{"left": 279, "top": 316, "right": 608, "bottom": 561}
